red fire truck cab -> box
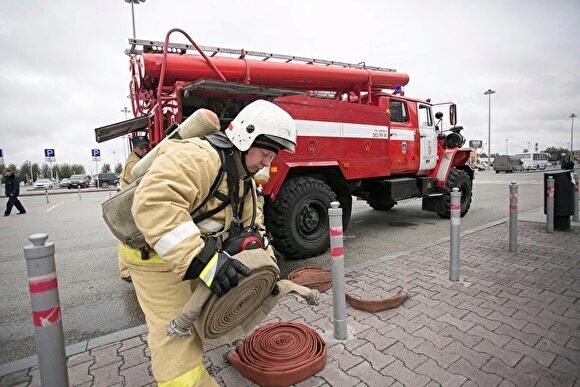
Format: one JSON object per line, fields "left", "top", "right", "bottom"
{"left": 95, "top": 29, "right": 473, "bottom": 259}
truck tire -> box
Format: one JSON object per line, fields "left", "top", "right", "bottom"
{"left": 268, "top": 177, "right": 337, "bottom": 259}
{"left": 437, "top": 168, "right": 472, "bottom": 218}
{"left": 101, "top": 182, "right": 109, "bottom": 189}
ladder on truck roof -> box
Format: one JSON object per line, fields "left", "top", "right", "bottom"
{"left": 127, "top": 38, "right": 397, "bottom": 73}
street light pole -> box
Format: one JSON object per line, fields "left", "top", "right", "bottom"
{"left": 120, "top": 106, "right": 130, "bottom": 161}
{"left": 570, "top": 113, "right": 576, "bottom": 160}
{"left": 124, "top": 0, "right": 146, "bottom": 40}
{"left": 483, "top": 89, "right": 496, "bottom": 170}
{"left": 506, "top": 138, "right": 508, "bottom": 155}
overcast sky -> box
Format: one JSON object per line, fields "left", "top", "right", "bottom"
{"left": 1, "top": 0, "right": 579, "bottom": 173}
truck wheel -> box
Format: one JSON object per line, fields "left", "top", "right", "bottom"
{"left": 101, "top": 182, "right": 109, "bottom": 189}
{"left": 437, "top": 168, "right": 472, "bottom": 218}
{"left": 268, "top": 177, "right": 337, "bottom": 259}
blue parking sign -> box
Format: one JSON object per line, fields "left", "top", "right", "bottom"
{"left": 91, "top": 149, "right": 101, "bottom": 157}
{"left": 44, "top": 149, "right": 55, "bottom": 158}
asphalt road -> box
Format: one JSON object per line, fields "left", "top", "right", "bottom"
{"left": 0, "top": 168, "right": 567, "bottom": 363}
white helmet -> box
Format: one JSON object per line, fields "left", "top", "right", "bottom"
{"left": 226, "top": 100, "right": 297, "bottom": 153}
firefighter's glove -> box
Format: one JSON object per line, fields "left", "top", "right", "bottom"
{"left": 200, "top": 252, "right": 251, "bottom": 297}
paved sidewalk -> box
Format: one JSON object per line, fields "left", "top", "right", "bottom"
{"left": 1, "top": 216, "right": 578, "bottom": 386}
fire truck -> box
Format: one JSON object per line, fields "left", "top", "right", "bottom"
{"left": 95, "top": 29, "right": 473, "bottom": 259}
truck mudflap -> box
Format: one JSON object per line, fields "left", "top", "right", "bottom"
{"left": 431, "top": 148, "right": 472, "bottom": 187}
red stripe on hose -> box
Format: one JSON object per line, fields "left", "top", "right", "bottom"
{"left": 28, "top": 274, "right": 58, "bottom": 294}
{"left": 329, "top": 227, "right": 342, "bottom": 237}
{"left": 32, "top": 306, "right": 61, "bottom": 328}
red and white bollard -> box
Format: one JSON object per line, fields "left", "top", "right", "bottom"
{"left": 328, "top": 202, "right": 347, "bottom": 340}
{"left": 509, "top": 182, "right": 518, "bottom": 253}
{"left": 449, "top": 188, "right": 461, "bottom": 281}
{"left": 573, "top": 173, "right": 579, "bottom": 222}
{"left": 24, "top": 233, "right": 69, "bottom": 387}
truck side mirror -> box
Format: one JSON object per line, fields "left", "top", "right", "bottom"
{"left": 449, "top": 104, "right": 457, "bottom": 126}
{"left": 435, "top": 112, "right": 444, "bottom": 120}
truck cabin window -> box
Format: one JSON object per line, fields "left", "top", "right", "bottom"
{"left": 419, "top": 105, "right": 433, "bottom": 126}
{"left": 390, "top": 100, "right": 409, "bottom": 123}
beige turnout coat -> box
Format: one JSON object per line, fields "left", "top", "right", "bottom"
{"left": 131, "top": 137, "right": 260, "bottom": 278}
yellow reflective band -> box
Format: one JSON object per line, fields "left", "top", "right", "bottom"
{"left": 199, "top": 253, "right": 218, "bottom": 287}
{"left": 158, "top": 363, "right": 207, "bottom": 387}
{"left": 118, "top": 243, "right": 165, "bottom": 264}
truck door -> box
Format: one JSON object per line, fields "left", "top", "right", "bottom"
{"left": 417, "top": 104, "right": 437, "bottom": 175}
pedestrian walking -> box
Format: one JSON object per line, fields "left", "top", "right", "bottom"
{"left": 122, "top": 100, "right": 296, "bottom": 385}
{"left": 118, "top": 135, "right": 151, "bottom": 282}
{"left": 3, "top": 168, "right": 26, "bottom": 216}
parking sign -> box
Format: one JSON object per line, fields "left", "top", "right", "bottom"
{"left": 44, "top": 148, "right": 56, "bottom": 162}
{"left": 92, "top": 149, "right": 101, "bottom": 161}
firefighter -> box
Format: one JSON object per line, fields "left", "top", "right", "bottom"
{"left": 118, "top": 135, "right": 150, "bottom": 282}
{"left": 123, "top": 100, "right": 296, "bottom": 386}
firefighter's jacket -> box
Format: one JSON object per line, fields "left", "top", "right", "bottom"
{"left": 120, "top": 151, "right": 141, "bottom": 188}
{"left": 131, "top": 138, "right": 260, "bottom": 278}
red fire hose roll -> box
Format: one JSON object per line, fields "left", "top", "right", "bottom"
{"left": 225, "top": 321, "right": 327, "bottom": 387}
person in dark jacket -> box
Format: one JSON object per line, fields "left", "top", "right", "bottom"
{"left": 3, "top": 168, "right": 26, "bottom": 216}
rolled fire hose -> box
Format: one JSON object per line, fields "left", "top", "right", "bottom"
{"left": 288, "top": 266, "right": 408, "bottom": 312}
{"left": 131, "top": 108, "right": 221, "bottom": 179}
{"left": 167, "top": 249, "right": 320, "bottom": 346}
{"left": 224, "top": 321, "right": 327, "bottom": 387}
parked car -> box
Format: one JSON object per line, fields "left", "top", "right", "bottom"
{"left": 94, "top": 173, "right": 120, "bottom": 188}
{"left": 68, "top": 174, "right": 91, "bottom": 189}
{"left": 34, "top": 178, "right": 54, "bottom": 190}
{"left": 59, "top": 178, "right": 70, "bottom": 188}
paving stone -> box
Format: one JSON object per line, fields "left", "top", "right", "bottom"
{"left": 89, "top": 343, "right": 122, "bottom": 371}
{"left": 497, "top": 379, "right": 517, "bottom": 387}
{"left": 119, "top": 344, "right": 148, "bottom": 370}
{"left": 68, "top": 360, "right": 94, "bottom": 386}
{"left": 119, "top": 336, "right": 145, "bottom": 352}
{"left": 414, "top": 341, "right": 460, "bottom": 369}
{"left": 217, "top": 365, "right": 254, "bottom": 387}
{"left": 456, "top": 301, "right": 494, "bottom": 317}
{"left": 343, "top": 335, "right": 370, "bottom": 352}
{"left": 349, "top": 360, "right": 395, "bottom": 387}
{"left": 317, "top": 359, "right": 361, "bottom": 386}
{"left": 409, "top": 300, "right": 445, "bottom": 319}
{"left": 328, "top": 343, "right": 365, "bottom": 371}
{"left": 504, "top": 338, "right": 556, "bottom": 367}
{"left": 294, "top": 376, "right": 326, "bottom": 387}
{"left": 522, "top": 322, "right": 570, "bottom": 345}
{"left": 535, "top": 337, "right": 580, "bottom": 365}
{"left": 482, "top": 357, "right": 540, "bottom": 386}
{"left": 512, "top": 310, "right": 553, "bottom": 329}
{"left": 515, "top": 356, "right": 576, "bottom": 387}
{"left": 26, "top": 367, "right": 40, "bottom": 387}
{"left": 538, "top": 309, "right": 578, "bottom": 330}
{"left": 436, "top": 313, "right": 474, "bottom": 333}
{"left": 352, "top": 342, "right": 395, "bottom": 371}
{"left": 382, "top": 326, "right": 425, "bottom": 350}
{"left": 565, "top": 336, "right": 580, "bottom": 350}
{"left": 472, "top": 340, "right": 523, "bottom": 367}
{"left": 119, "top": 362, "right": 154, "bottom": 387}
{"left": 411, "top": 312, "right": 448, "bottom": 333}
{"left": 493, "top": 323, "right": 541, "bottom": 347}
{"left": 90, "top": 360, "right": 124, "bottom": 387}
{"left": 485, "top": 310, "right": 527, "bottom": 330}
{"left": 448, "top": 358, "right": 502, "bottom": 387}
{"left": 380, "top": 359, "right": 430, "bottom": 386}
{"left": 384, "top": 342, "right": 429, "bottom": 370}
{"left": 411, "top": 326, "right": 453, "bottom": 350}
{"left": 67, "top": 351, "right": 95, "bottom": 367}
{"left": 444, "top": 340, "right": 490, "bottom": 368}
{"left": 430, "top": 299, "right": 469, "bottom": 319}
{"left": 387, "top": 313, "right": 423, "bottom": 333}
{"left": 357, "top": 328, "right": 397, "bottom": 351}
{"left": 467, "top": 325, "right": 511, "bottom": 347}
{"left": 415, "top": 359, "right": 466, "bottom": 387}
{"left": 550, "top": 355, "right": 580, "bottom": 379}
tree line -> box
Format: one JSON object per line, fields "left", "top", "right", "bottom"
{"left": 1, "top": 162, "right": 123, "bottom": 184}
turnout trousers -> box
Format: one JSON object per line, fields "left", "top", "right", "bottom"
{"left": 120, "top": 244, "right": 218, "bottom": 386}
